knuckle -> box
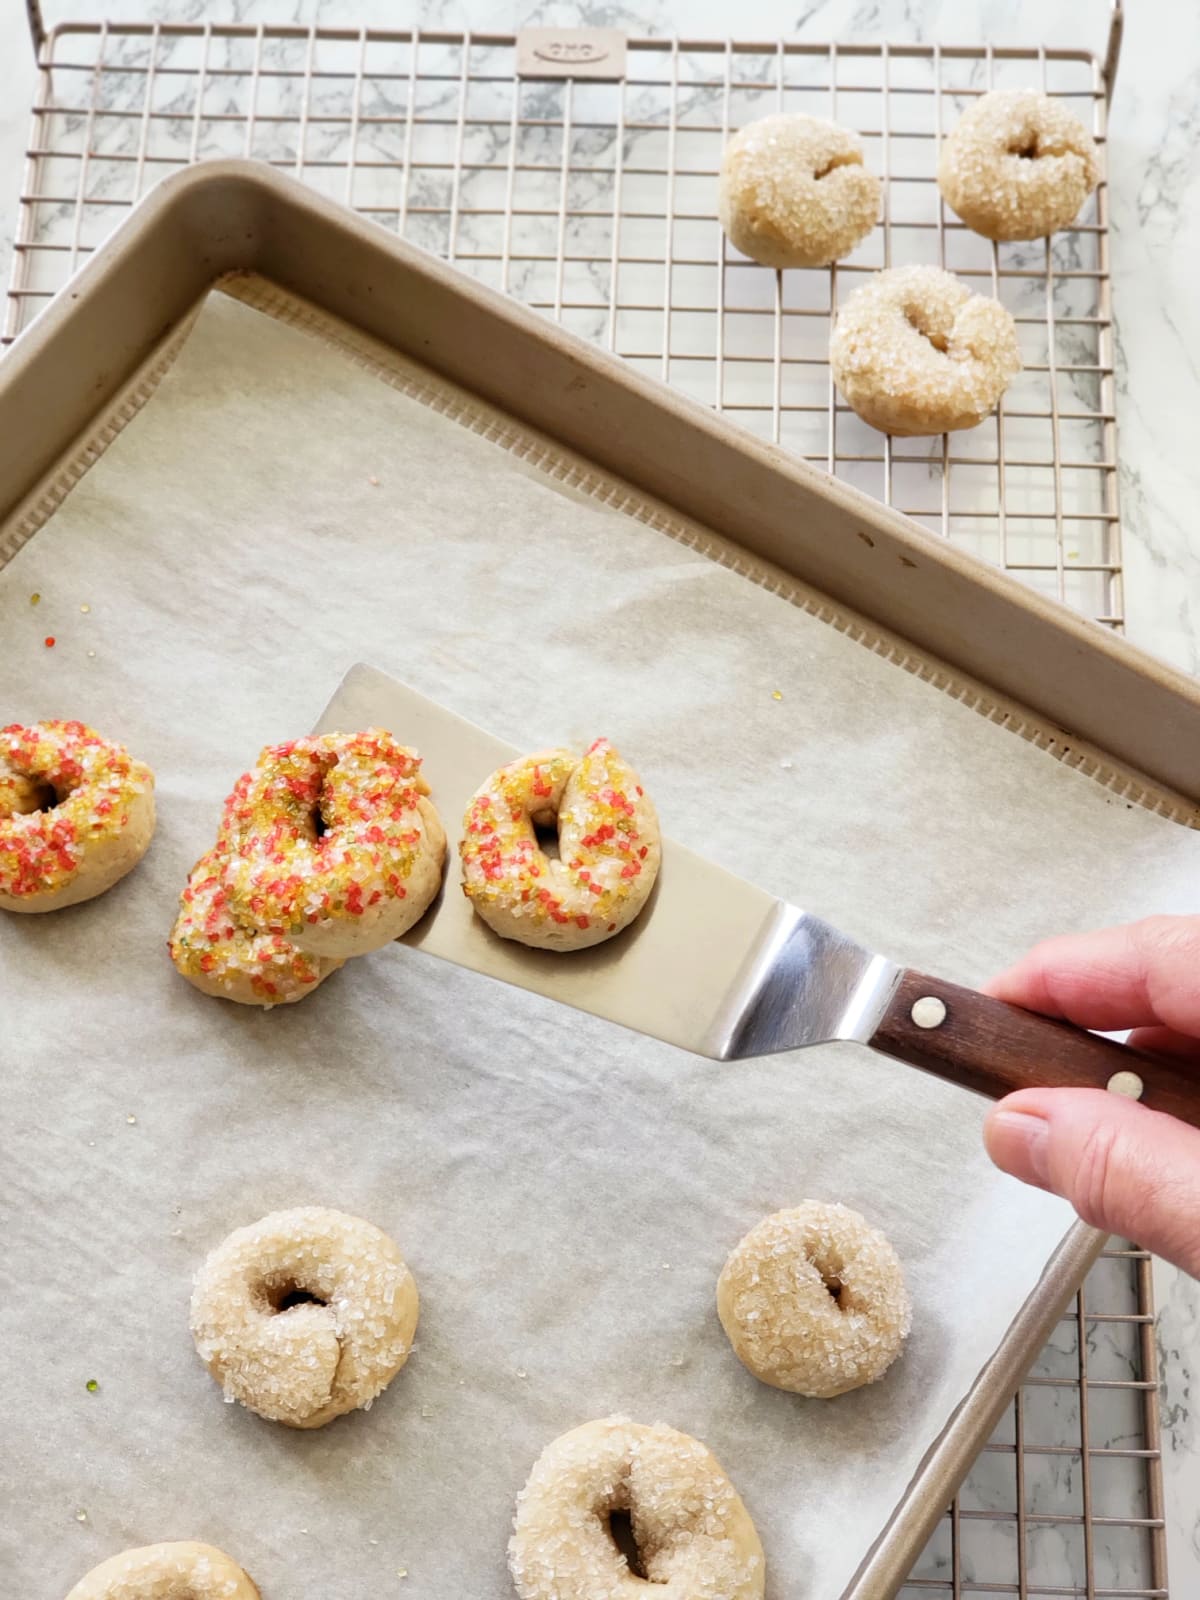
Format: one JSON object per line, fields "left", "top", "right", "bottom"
{"left": 1132, "top": 913, "right": 1200, "bottom": 959}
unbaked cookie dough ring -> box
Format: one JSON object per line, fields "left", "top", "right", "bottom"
{"left": 0, "top": 720, "right": 154, "bottom": 912}
{"left": 830, "top": 264, "right": 1021, "bottom": 435}
{"left": 64, "top": 1542, "right": 258, "bottom": 1600}
{"left": 938, "top": 89, "right": 1099, "bottom": 242}
{"left": 460, "top": 739, "right": 660, "bottom": 952}
{"left": 169, "top": 846, "right": 345, "bottom": 1006}
{"left": 718, "top": 113, "right": 880, "bottom": 268}
{"left": 220, "top": 730, "right": 446, "bottom": 959}
{"left": 190, "top": 1206, "right": 419, "bottom": 1429}
{"left": 717, "top": 1200, "right": 911, "bottom": 1398}
{"left": 509, "top": 1416, "right": 765, "bottom": 1600}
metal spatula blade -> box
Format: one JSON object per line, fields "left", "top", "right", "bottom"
{"left": 314, "top": 664, "right": 1198, "bottom": 1125}
{"left": 316, "top": 663, "right": 891, "bottom": 1058}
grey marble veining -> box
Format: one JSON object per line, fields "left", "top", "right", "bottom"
{"left": 2, "top": 0, "right": 1199, "bottom": 1593}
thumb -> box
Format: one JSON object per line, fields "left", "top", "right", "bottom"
{"left": 985, "top": 1087, "right": 1200, "bottom": 1276}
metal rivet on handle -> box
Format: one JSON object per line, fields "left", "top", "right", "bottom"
{"left": 911, "top": 996, "right": 947, "bottom": 1030}
{"left": 1106, "top": 1069, "right": 1144, "bottom": 1101}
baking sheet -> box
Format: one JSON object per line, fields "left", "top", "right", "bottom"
{"left": 2, "top": 287, "right": 1196, "bottom": 1600}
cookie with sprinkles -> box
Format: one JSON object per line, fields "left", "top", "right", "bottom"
{"left": 0, "top": 720, "right": 155, "bottom": 913}
{"left": 218, "top": 729, "right": 446, "bottom": 960}
{"left": 459, "top": 739, "right": 661, "bottom": 952}
{"left": 169, "top": 845, "right": 345, "bottom": 1007}
{"left": 168, "top": 728, "right": 446, "bottom": 1006}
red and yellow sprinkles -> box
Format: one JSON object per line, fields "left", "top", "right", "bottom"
{"left": 0, "top": 720, "right": 154, "bottom": 906}
{"left": 459, "top": 738, "right": 661, "bottom": 951}
{"left": 169, "top": 846, "right": 339, "bottom": 1005}
{"left": 219, "top": 731, "right": 435, "bottom": 943}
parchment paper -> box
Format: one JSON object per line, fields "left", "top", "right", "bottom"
{"left": 3, "top": 287, "right": 1198, "bottom": 1600}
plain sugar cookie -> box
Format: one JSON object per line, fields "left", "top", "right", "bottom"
{"left": 190, "top": 1206, "right": 419, "bottom": 1428}
{"left": 830, "top": 264, "right": 1020, "bottom": 435}
{"left": 717, "top": 1200, "right": 911, "bottom": 1397}
{"left": 719, "top": 113, "right": 880, "bottom": 268}
{"left": 938, "top": 89, "right": 1099, "bottom": 241}
{"left": 509, "top": 1416, "right": 765, "bottom": 1600}
{"left": 64, "top": 1542, "right": 258, "bottom": 1600}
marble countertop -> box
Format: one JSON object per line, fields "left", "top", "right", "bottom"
{"left": 3, "top": 0, "right": 1198, "bottom": 1592}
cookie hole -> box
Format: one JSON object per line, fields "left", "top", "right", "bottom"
{"left": 1008, "top": 137, "right": 1039, "bottom": 160}
{"left": 269, "top": 1283, "right": 328, "bottom": 1313}
{"left": 823, "top": 1274, "right": 845, "bottom": 1307}
{"left": 311, "top": 809, "right": 328, "bottom": 840}
{"left": 607, "top": 1510, "right": 651, "bottom": 1581}
{"left": 29, "top": 783, "right": 59, "bottom": 811}
{"left": 903, "top": 308, "right": 949, "bottom": 353}
{"left": 814, "top": 152, "right": 858, "bottom": 179}
{"left": 533, "top": 818, "right": 561, "bottom": 861}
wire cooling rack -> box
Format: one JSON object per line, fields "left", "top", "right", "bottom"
{"left": 5, "top": 11, "right": 1167, "bottom": 1598}
{"left": 9, "top": 14, "right": 1125, "bottom": 631}
{"left": 905, "top": 1243, "right": 1166, "bottom": 1599}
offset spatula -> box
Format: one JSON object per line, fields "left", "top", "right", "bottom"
{"left": 317, "top": 664, "right": 1198, "bottom": 1127}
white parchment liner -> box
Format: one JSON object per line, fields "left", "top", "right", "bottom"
{"left": 2, "top": 285, "right": 1196, "bottom": 1599}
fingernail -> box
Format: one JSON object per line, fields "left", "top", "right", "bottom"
{"left": 986, "top": 1110, "right": 1051, "bottom": 1189}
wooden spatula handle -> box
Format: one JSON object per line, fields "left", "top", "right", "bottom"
{"left": 870, "top": 968, "right": 1200, "bottom": 1129}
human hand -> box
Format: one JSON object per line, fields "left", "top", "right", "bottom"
{"left": 982, "top": 915, "right": 1200, "bottom": 1275}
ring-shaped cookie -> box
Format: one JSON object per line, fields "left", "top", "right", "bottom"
{"left": 0, "top": 720, "right": 154, "bottom": 912}
{"left": 64, "top": 1542, "right": 258, "bottom": 1600}
{"left": 190, "top": 1206, "right": 419, "bottom": 1429}
{"left": 219, "top": 729, "right": 446, "bottom": 959}
{"left": 718, "top": 113, "right": 880, "bottom": 268}
{"left": 830, "top": 264, "right": 1021, "bottom": 435}
{"left": 509, "top": 1417, "right": 765, "bottom": 1600}
{"left": 717, "top": 1201, "right": 911, "bottom": 1397}
{"left": 938, "top": 89, "right": 1099, "bottom": 241}
{"left": 460, "top": 739, "right": 660, "bottom": 951}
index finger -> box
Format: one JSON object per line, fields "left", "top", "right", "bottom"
{"left": 983, "top": 914, "right": 1200, "bottom": 1037}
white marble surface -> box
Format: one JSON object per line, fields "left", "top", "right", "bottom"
{"left": 3, "top": 0, "right": 1199, "bottom": 1593}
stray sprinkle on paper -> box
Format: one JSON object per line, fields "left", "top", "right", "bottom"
{"left": 396, "top": 1570, "right": 408, "bottom": 1580}
{"left": 368, "top": 475, "right": 380, "bottom": 486}
{"left": 44, "top": 636, "right": 55, "bottom": 649}
{"left": 780, "top": 759, "right": 794, "bottom": 770}
{"left": 126, "top": 1114, "right": 137, "bottom": 1125}
{"left": 771, "top": 689, "right": 783, "bottom": 701}
{"left": 30, "top": 592, "right": 40, "bottom": 605}
{"left": 516, "top": 1368, "right": 528, "bottom": 1379}
{"left": 80, "top": 603, "right": 91, "bottom": 613}
{"left": 86, "top": 1379, "right": 99, "bottom": 1394}
{"left": 87, "top": 650, "right": 96, "bottom": 659}
{"left": 75, "top": 1510, "right": 88, "bottom": 1523}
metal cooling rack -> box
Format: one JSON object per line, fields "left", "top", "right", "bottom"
{"left": 904, "top": 1243, "right": 1166, "bottom": 1598}
{"left": 6, "top": 10, "right": 1167, "bottom": 1597}
{"left": 9, "top": 11, "right": 1125, "bottom": 631}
